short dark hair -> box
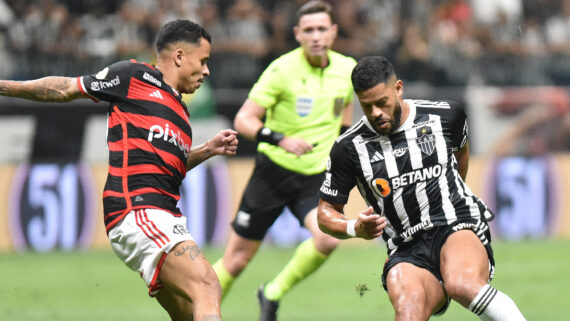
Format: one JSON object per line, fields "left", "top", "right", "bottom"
{"left": 296, "top": 0, "right": 335, "bottom": 24}
{"left": 351, "top": 56, "right": 396, "bottom": 93}
{"left": 155, "top": 19, "right": 211, "bottom": 52}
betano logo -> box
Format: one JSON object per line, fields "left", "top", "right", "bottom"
{"left": 370, "top": 164, "right": 443, "bottom": 197}
{"left": 392, "top": 164, "right": 442, "bottom": 189}
{"left": 148, "top": 124, "right": 190, "bottom": 157}
{"left": 371, "top": 178, "right": 391, "bottom": 197}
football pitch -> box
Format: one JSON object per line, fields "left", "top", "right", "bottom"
{"left": 1, "top": 238, "right": 568, "bottom": 320}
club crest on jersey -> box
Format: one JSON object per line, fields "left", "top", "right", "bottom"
{"left": 416, "top": 127, "right": 436, "bottom": 155}
{"left": 172, "top": 224, "right": 189, "bottom": 235}
{"left": 370, "top": 178, "right": 391, "bottom": 198}
{"left": 296, "top": 97, "right": 313, "bottom": 117}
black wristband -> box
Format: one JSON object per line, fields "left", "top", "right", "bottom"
{"left": 340, "top": 125, "right": 350, "bottom": 135}
{"left": 256, "top": 127, "right": 284, "bottom": 145}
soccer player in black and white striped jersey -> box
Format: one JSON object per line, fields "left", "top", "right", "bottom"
{"left": 317, "top": 56, "right": 526, "bottom": 320}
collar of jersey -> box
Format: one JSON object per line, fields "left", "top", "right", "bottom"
{"left": 297, "top": 47, "right": 332, "bottom": 71}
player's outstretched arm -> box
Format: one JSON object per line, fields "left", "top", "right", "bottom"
{"left": 0, "top": 77, "right": 85, "bottom": 102}
{"left": 186, "top": 129, "right": 238, "bottom": 171}
{"left": 317, "top": 199, "right": 386, "bottom": 240}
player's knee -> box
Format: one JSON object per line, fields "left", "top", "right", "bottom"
{"left": 313, "top": 232, "right": 339, "bottom": 254}
{"left": 225, "top": 252, "right": 253, "bottom": 275}
{"left": 443, "top": 273, "right": 483, "bottom": 304}
{"left": 390, "top": 289, "right": 431, "bottom": 320}
{"left": 204, "top": 272, "right": 223, "bottom": 301}
{"left": 186, "top": 270, "right": 222, "bottom": 304}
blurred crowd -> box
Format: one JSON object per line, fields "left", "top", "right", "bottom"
{"left": 0, "top": 0, "right": 569, "bottom": 88}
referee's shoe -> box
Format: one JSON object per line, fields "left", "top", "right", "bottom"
{"left": 257, "top": 284, "right": 279, "bottom": 321}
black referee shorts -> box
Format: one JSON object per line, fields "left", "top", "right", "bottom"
{"left": 231, "top": 153, "right": 324, "bottom": 240}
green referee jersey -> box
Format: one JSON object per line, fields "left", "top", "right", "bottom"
{"left": 249, "top": 47, "right": 357, "bottom": 175}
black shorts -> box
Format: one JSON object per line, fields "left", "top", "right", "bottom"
{"left": 231, "top": 153, "right": 324, "bottom": 240}
{"left": 381, "top": 220, "right": 495, "bottom": 315}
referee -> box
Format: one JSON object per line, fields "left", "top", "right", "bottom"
{"left": 213, "top": 1, "right": 356, "bottom": 320}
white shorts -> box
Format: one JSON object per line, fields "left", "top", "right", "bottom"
{"left": 108, "top": 208, "right": 194, "bottom": 296}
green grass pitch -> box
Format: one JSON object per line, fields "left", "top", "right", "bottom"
{"left": 1, "top": 238, "right": 568, "bottom": 320}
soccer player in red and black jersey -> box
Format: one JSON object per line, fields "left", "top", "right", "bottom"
{"left": 0, "top": 20, "right": 237, "bottom": 321}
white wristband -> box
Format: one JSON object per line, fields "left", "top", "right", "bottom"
{"left": 346, "top": 219, "right": 357, "bottom": 237}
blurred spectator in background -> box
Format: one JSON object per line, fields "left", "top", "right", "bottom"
{"left": 329, "top": 0, "right": 370, "bottom": 59}
{"left": 79, "top": 0, "right": 119, "bottom": 67}
{"left": 490, "top": 88, "right": 570, "bottom": 156}
{"left": 113, "top": 1, "right": 154, "bottom": 62}
{"left": 0, "top": 0, "right": 569, "bottom": 87}
{"left": 0, "top": 0, "right": 14, "bottom": 78}
{"left": 208, "top": 0, "right": 269, "bottom": 88}
{"left": 428, "top": 0, "right": 483, "bottom": 86}
{"left": 393, "top": 20, "right": 433, "bottom": 83}
{"left": 544, "top": 0, "right": 570, "bottom": 84}
{"left": 262, "top": 0, "right": 304, "bottom": 65}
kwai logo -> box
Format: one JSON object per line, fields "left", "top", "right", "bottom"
{"left": 148, "top": 124, "right": 190, "bottom": 157}
{"left": 90, "top": 75, "right": 120, "bottom": 91}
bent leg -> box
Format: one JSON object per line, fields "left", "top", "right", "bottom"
{"left": 156, "top": 287, "right": 194, "bottom": 321}
{"left": 440, "top": 229, "right": 490, "bottom": 306}
{"left": 156, "top": 240, "right": 221, "bottom": 321}
{"left": 213, "top": 229, "right": 262, "bottom": 298}
{"left": 263, "top": 208, "right": 339, "bottom": 301}
{"left": 441, "top": 230, "right": 526, "bottom": 320}
{"left": 386, "top": 262, "right": 447, "bottom": 321}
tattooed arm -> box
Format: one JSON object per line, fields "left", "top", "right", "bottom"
{"left": 0, "top": 77, "right": 85, "bottom": 102}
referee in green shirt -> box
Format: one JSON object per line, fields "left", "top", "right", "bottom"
{"left": 213, "top": 1, "right": 356, "bottom": 320}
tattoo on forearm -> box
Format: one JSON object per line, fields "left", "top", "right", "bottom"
{"left": 174, "top": 244, "right": 204, "bottom": 261}
{"left": 0, "top": 77, "right": 79, "bottom": 102}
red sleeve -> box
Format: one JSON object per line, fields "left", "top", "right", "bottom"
{"left": 76, "top": 76, "right": 99, "bottom": 102}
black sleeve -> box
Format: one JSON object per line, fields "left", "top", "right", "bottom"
{"left": 447, "top": 100, "right": 468, "bottom": 150}
{"left": 78, "top": 60, "right": 133, "bottom": 103}
{"left": 319, "top": 140, "right": 358, "bottom": 205}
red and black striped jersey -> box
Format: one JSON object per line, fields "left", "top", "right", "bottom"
{"left": 77, "top": 60, "right": 192, "bottom": 231}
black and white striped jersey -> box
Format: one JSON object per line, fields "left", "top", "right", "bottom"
{"left": 320, "top": 99, "right": 494, "bottom": 248}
